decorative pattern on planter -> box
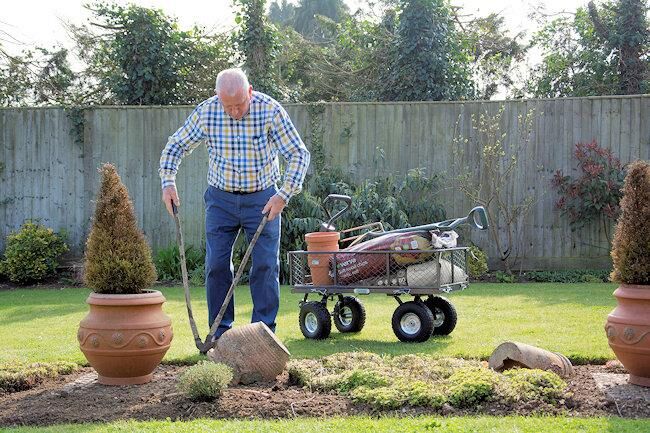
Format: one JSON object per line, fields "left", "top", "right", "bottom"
{"left": 78, "top": 330, "right": 172, "bottom": 349}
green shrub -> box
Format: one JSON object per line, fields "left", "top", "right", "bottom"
{"left": 502, "top": 368, "right": 567, "bottom": 404}
{"left": 446, "top": 367, "right": 500, "bottom": 408}
{"left": 400, "top": 380, "right": 446, "bottom": 408}
{"left": 349, "top": 385, "right": 406, "bottom": 410}
{"left": 525, "top": 269, "right": 609, "bottom": 283}
{"left": 337, "top": 369, "right": 389, "bottom": 393}
{"left": 610, "top": 160, "right": 650, "bottom": 284}
{"left": 552, "top": 141, "right": 625, "bottom": 232}
{"left": 154, "top": 244, "right": 205, "bottom": 282}
{"left": 0, "top": 361, "right": 79, "bottom": 393}
{"left": 1, "top": 221, "right": 68, "bottom": 284}
{"left": 84, "top": 164, "right": 157, "bottom": 294}
{"left": 467, "top": 245, "right": 488, "bottom": 278}
{"left": 495, "top": 271, "right": 515, "bottom": 283}
{"left": 190, "top": 263, "right": 205, "bottom": 286}
{"left": 177, "top": 361, "right": 233, "bottom": 401}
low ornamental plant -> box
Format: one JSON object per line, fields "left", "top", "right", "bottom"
{"left": 610, "top": 160, "right": 650, "bottom": 285}
{"left": 83, "top": 163, "right": 157, "bottom": 294}
{"left": 552, "top": 140, "right": 625, "bottom": 240}
{"left": 177, "top": 361, "right": 233, "bottom": 401}
{"left": 0, "top": 221, "right": 68, "bottom": 284}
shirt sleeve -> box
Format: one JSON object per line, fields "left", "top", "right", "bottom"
{"left": 158, "top": 107, "right": 206, "bottom": 189}
{"left": 269, "top": 106, "right": 311, "bottom": 203}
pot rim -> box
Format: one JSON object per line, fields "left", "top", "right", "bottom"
{"left": 86, "top": 289, "right": 166, "bottom": 305}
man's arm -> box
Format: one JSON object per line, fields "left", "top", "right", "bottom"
{"left": 159, "top": 107, "right": 206, "bottom": 215}
{"left": 269, "top": 106, "right": 311, "bottom": 204}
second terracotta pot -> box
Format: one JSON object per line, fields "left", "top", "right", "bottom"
{"left": 605, "top": 284, "right": 650, "bottom": 387}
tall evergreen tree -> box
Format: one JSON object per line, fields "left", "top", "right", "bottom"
{"left": 384, "top": 0, "right": 474, "bottom": 101}
{"left": 234, "top": 0, "right": 280, "bottom": 98}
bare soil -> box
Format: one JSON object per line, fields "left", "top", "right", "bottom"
{"left": 1, "top": 363, "right": 648, "bottom": 427}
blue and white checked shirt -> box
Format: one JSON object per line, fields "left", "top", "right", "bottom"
{"left": 159, "top": 91, "right": 310, "bottom": 203}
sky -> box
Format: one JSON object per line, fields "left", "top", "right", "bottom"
{"left": 1, "top": 0, "right": 589, "bottom": 58}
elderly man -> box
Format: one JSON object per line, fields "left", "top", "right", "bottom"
{"left": 159, "top": 68, "right": 310, "bottom": 339}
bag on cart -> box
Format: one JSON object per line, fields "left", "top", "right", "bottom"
{"left": 334, "top": 230, "right": 432, "bottom": 285}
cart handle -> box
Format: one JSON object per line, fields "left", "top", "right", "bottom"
{"left": 433, "top": 206, "right": 488, "bottom": 231}
{"left": 320, "top": 194, "right": 352, "bottom": 232}
{"left": 364, "top": 206, "right": 489, "bottom": 238}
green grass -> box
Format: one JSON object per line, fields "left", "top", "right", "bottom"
{"left": 0, "top": 283, "right": 617, "bottom": 365}
{"left": 1, "top": 416, "right": 648, "bottom": 433}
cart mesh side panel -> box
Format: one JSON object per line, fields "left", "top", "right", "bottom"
{"left": 289, "top": 247, "right": 469, "bottom": 295}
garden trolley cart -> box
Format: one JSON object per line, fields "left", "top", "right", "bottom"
{"left": 287, "top": 195, "right": 489, "bottom": 343}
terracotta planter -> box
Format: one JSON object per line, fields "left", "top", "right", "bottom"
{"left": 605, "top": 284, "right": 650, "bottom": 387}
{"left": 304, "top": 231, "right": 340, "bottom": 285}
{"left": 78, "top": 290, "right": 173, "bottom": 385}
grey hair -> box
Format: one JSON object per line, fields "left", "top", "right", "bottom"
{"left": 215, "top": 68, "right": 250, "bottom": 96}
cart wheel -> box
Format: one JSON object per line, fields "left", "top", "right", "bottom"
{"left": 424, "top": 296, "right": 458, "bottom": 336}
{"left": 391, "top": 301, "right": 434, "bottom": 342}
{"left": 333, "top": 296, "right": 366, "bottom": 333}
{"left": 299, "top": 301, "right": 331, "bottom": 339}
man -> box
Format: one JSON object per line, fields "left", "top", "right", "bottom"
{"left": 159, "top": 68, "right": 310, "bottom": 339}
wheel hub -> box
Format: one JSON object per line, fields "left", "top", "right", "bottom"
{"left": 305, "top": 312, "right": 318, "bottom": 333}
{"left": 432, "top": 307, "right": 445, "bottom": 327}
{"left": 338, "top": 306, "right": 353, "bottom": 326}
{"left": 400, "top": 312, "right": 422, "bottom": 335}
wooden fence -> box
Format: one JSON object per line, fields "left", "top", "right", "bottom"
{"left": 1, "top": 95, "right": 649, "bottom": 269}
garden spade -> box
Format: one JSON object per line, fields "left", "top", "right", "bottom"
{"left": 172, "top": 204, "right": 290, "bottom": 384}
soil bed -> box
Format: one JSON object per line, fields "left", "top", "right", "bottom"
{"left": 1, "top": 364, "right": 648, "bottom": 427}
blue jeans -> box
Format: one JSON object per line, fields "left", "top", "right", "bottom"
{"left": 204, "top": 185, "right": 281, "bottom": 338}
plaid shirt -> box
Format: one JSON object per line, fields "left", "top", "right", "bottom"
{"left": 159, "top": 91, "right": 310, "bottom": 202}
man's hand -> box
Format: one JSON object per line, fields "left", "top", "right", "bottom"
{"left": 262, "top": 194, "right": 286, "bottom": 221}
{"left": 162, "top": 186, "right": 180, "bottom": 216}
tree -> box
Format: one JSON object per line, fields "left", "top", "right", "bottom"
{"left": 527, "top": 0, "right": 648, "bottom": 97}
{"left": 269, "top": 0, "right": 296, "bottom": 27}
{"left": 84, "top": 163, "right": 157, "bottom": 294}
{"left": 292, "top": 0, "right": 349, "bottom": 41}
{"left": 234, "top": 0, "right": 282, "bottom": 98}
{"left": 67, "top": 2, "right": 233, "bottom": 105}
{"left": 383, "top": 0, "right": 474, "bottom": 101}
{"left": 0, "top": 54, "right": 32, "bottom": 106}
{"left": 589, "top": 0, "right": 648, "bottom": 94}
{"left": 457, "top": 13, "right": 526, "bottom": 99}
{"left": 32, "top": 48, "right": 76, "bottom": 105}
{"left": 454, "top": 105, "right": 538, "bottom": 274}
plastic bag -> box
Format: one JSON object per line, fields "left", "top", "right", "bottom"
{"left": 430, "top": 230, "right": 458, "bottom": 249}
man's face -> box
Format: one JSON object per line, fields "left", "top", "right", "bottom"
{"left": 219, "top": 85, "right": 252, "bottom": 120}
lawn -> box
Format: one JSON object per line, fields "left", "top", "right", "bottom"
{"left": 0, "top": 282, "right": 617, "bottom": 365}
{"left": 2, "top": 416, "right": 648, "bottom": 433}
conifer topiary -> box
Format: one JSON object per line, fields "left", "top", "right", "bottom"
{"left": 610, "top": 160, "right": 650, "bottom": 285}
{"left": 84, "top": 163, "right": 156, "bottom": 294}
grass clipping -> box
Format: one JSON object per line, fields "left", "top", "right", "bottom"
{"left": 84, "top": 163, "right": 157, "bottom": 294}
{"left": 288, "top": 352, "right": 567, "bottom": 410}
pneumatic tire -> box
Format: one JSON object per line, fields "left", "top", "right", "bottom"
{"left": 299, "top": 301, "right": 331, "bottom": 339}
